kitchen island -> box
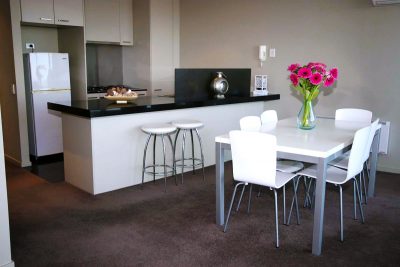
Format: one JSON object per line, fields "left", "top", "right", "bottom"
{"left": 48, "top": 94, "right": 279, "bottom": 194}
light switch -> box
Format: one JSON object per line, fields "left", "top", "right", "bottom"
{"left": 269, "top": 48, "right": 276, "bottom": 58}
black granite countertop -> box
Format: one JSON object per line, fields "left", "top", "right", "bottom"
{"left": 48, "top": 94, "right": 280, "bottom": 118}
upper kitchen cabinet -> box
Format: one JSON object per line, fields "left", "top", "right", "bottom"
{"left": 85, "top": 0, "right": 133, "bottom": 45}
{"left": 119, "top": 0, "right": 134, "bottom": 46}
{"left": 20, "top": 0, "right": 84, "bottom": 26}
{"left": 54, "top": 0, "right": 84, "bottom": 26}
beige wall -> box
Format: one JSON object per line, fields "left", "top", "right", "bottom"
{"left": 180, "top": 0, "right": 400, "bottom": 173}
{"left": 123, "top": 0, "right": 151, "bottom": 90}
{"left": 0, "top": 0, "right": 21, "bottom": 166}
{"left": 21, "top": 26, "right": 59, "bottom": 53}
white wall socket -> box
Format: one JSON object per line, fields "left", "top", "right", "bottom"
{"left": 25, "top": 43, "right": 35, "bottom": 49}
{"left": 269, "top": 48, "right": 276, "bottom": 58}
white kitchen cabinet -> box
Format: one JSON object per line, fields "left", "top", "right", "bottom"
{"left": 119, "top": 0, "right": 134, "bottom": 45}
{"left": 20, "top": 0, "right": 54, "bottom": 25}
{"left": 20, "top": 0, "right": 84, "bottom": 26}
{"left": 85, "top": 0, "right": 133, "bottom": 45}
{"left": 85, "top": 0, "right": 121, "bottom": 43}
{"left": 54, "top": 0, "right": 84, "bottom": 26}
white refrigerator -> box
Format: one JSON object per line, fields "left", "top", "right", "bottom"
{"left": 24, "top": 52, "right": 72, "bottom": 159}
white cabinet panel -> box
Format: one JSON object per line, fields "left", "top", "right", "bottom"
{"left": 21, "top": 0, "right": 84, "bottom": 26}
{"left": 85, "top": 0, "right": 120, "bottom": 43}
{"left": 54, "top": 0, "right": 84, "bottom": 26}
{"left": 20, "top": 0, "right": 54, "bottom": 25}
{"left": 119, "top": 0, "right": 133, "bottom": 45}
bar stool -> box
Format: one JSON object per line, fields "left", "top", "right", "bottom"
{"left": 172, "top": 119, "right": 205, "bottom": 183}
{"left": 141, "top": 123, "right": 177, "bottom": 192}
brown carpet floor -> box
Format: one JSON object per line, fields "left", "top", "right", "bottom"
{"left": 6, "top": 162, "right": 400, "bottom": 266}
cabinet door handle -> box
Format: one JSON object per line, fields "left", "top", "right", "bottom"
{"left": 40, "top": 17, "right": 53, "bottom": 21}
{"left": 58, "top": 19, "right": 70, "bottom": 23}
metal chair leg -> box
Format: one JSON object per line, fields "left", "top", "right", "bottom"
{"left": 161, "top": 134, "right": 167, "bottom": 192}
{"left": 287, "top": 176, "right": 301, "bottom": 225}
{"left": 190, "top": 129, "right": 195, "bottom": 174}
{"left": 359, "top": 172, "right": 363, "bottom": 204}
{"left": 283, "top": 185, "right": 286, "bottom": 225}
{"left": 223, "top": 182, "right": 244, "bottom": 233}
{"left": 247, "top": 184, "right": 253, "bottom": 214}
{"left": 181, "top": 130, "right": 187, "bottom": 184}
{"left": 195, "top": 129, "right": 206, "bottom": 182}
{"left": 339, "top": 185, "right": 344, "bottom": 242}
{"left": 354, "top": 178, "right": 365, "bottom": 223}
{"left": 236, "top": 183, "right": 247, "bottom": 212}
{"left": 141, "top": 134, "right": 152, "bottom": 188}
{"left": 257, "top": 186, "right": 262, "bottom": 197}
{"left": 274, "top": 189, "right": 279, "bottom": 248}
{"left": 362, "top": 168, "right": 368, "bottom": 204}
{"left": 294, "top": 178, "right": 300, "bottom": 225}
{"left": 353, "top": 178, "right": 358, "bottom": 220}
{"left": 167, "top": 135, "right": 177, "bottom": 186}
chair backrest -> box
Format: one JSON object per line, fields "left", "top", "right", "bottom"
{"left": 362, "top": 118, "right": 380, "bottom": 163}
{"left": 260, "top": 110, "right": 278, "bottom": 124}
{"left": 239, "top": 116, "right": 261, "bottom": 132}
{"left": 346, "top": 125, "right": 372, "bottom": 180}
{"left": 335, "top": 108, "right": 372, "bottom": 122}
{"left": 229, "top": 130, "right": 277, "bottom": 187}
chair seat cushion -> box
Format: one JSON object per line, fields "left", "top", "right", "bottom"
{"left": 276, "top": 160, "right": 304, "bottom": 173}
{"left": 297, "top": 165, "right": 348, "bottom": 185}
{"left": 275, "top": 171, "right": 298, "bottom": 189}
{"left": 141, "top": 123, "right": 177, "bottom": 134}
{"left": 329, "top": 151, "right": 350, "bottom": 170}
{"left": 172, "top": 119, "right": 204, "bottom": 129}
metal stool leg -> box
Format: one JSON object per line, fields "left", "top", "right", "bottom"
{"left": 195, "top": 128, "right": 206, "bottom": 182}
{"left": 153, "top": 135, "right": 157, "bottom": 183}
{"left": 190, "top": 129, "right": 195, "bottom": 174}
{"left": 168, "top": 134, "right": 177, "bottom": 186}
{"left": 161, "top": 134, "right": 167, "bottom": 192}
{"left": 141, "top": 134, "right": 152, "bottom": 188}
{"left": 181, "top": 130, "right": 187, "bottom": 184}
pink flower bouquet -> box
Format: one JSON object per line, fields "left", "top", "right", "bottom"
{"left": 287, "top": 62, "right": 338, "bottom": 129}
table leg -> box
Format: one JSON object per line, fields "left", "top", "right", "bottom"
{"left": 312, "top": 158, "right": 327, "bottom": 256}
{"left": 368, "top": 128, "right": 381, "bottom": 198}
{"left": 216, "top": 142, "right": 225, "bottom": 226}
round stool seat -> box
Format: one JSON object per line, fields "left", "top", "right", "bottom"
{"left": 141, "top": 123, "right": 177, "bottom": 134}
{"left": 172, "top": 119, "right": 204, "bottom": 129}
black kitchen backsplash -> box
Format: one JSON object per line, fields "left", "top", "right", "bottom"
{"left": 175, "top": 68, "right": 251, "bottom": 102}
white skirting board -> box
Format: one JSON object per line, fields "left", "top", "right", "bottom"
{"left": 62, "top": 102, "right": 264, "bottom": 195}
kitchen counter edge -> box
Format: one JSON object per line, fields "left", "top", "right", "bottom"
{"left": 48, "top": 94, "right": 280, "bottom": 118}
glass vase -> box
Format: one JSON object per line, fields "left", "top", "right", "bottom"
{"left": 297, "top": 100, "right": 316, "bottom": 130}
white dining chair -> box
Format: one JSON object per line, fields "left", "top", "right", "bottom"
{"left": 330, "top": 119, "right": 379, "bottom": 204}
{"left": 290, "top": 125, "right": 371, "bottom": 242}
{"left": 335, "top": 108, "right": 372, "bottom": 122}
{"left": 330, "top": 108, "right": 373, "bottom": 204}
{"left": 239, "top": 113, "right": 302, "bottom": 224}
{"left": 239, "top": 116, "right": 262, "bottom": 132}
{"left": 224, "top": 130, "right": 299, "bottom": 248}
{"left": 260, "top": 109, "right": 278, "bottom": 124}
{"left": 260, "top": 110, "right": 305, "bottom": 174}
{"left": 260, "top": 110, "right": 305, "bottom": 213}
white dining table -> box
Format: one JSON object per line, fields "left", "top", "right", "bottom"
{"left": 215, "top": 117, "right": 381, "bottom": 256}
